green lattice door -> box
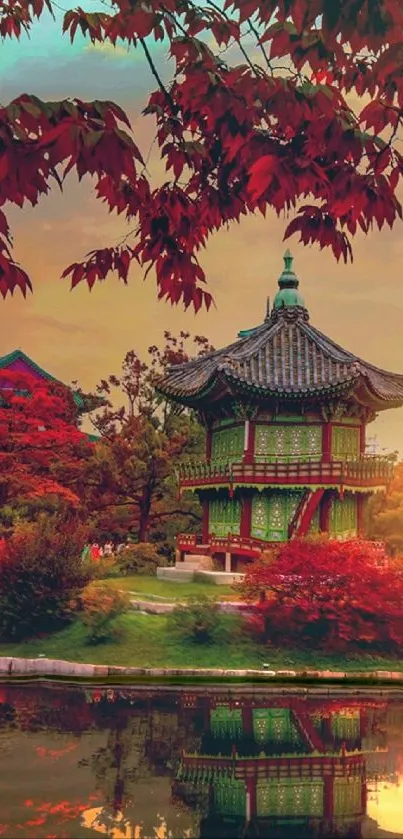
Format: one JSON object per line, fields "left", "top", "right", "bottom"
{"left": 213, "top": 777, "right": 246, "bottom": 816}
{"left": 251, "top": 491, "right": 302, "bottom": 541}
{"left": 209, "top": 497, "right": 241, "bottom": 537}
{"left": 329, "top": 493, "right": 357, "bottom": 538}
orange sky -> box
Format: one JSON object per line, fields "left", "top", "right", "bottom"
{"left": 3, "top": 11, "right": 403, "bottom": 453}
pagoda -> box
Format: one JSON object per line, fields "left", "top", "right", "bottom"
{"left": 156, "top": 253, "right": 403, "bottom": 576}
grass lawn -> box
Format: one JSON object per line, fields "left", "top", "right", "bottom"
{"left": 1, "top": 612, "right": 403, "bottom": 672}
{"left": 99, "top": 575, "right": 236, "bottom": 600}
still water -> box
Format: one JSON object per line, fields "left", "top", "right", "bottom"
{"left": 1, "top": 683, "right": 403, "bottom": 838}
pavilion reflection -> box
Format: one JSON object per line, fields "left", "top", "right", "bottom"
{"left": 172, "top": 692, "right": 391, "bottom": 838}
{"left": 1, "top": 684, "right": 402, "bottom": 838}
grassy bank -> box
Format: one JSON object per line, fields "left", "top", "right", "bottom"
{"left": 1, "top": 612, "right": 403, "bottom": 672}
{"left": 100, "top": 575, "right": 235, "bottom": 600}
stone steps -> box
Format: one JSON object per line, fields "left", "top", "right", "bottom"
{"left": 157, "top": 567, "right": 196, "bottom": 582}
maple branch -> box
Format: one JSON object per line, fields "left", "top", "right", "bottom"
{"left": 139, "top": 37, "right": 178, "bottom": 116}
{"left": 201, "top": 0, "right": 258, "bottom": 75}
{"left": 247, "top": 20, "right": 273, "bottom": 74}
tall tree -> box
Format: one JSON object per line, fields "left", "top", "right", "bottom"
{"left": 82, "top": 332, "right": 213, "bottom": 543}
{"left": 2, "top": 1, "right": 403, "bottom": 308}
{"left": 0, "top": 370, "right": 92, "bottom": 532}
{"left": 367, "top": 462, "right": 403, "bottom": 557}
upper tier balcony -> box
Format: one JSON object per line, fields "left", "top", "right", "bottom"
{"left": 178, "top": 454, "right": 395, "bottom": 492}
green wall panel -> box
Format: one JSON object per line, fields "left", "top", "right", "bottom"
{"left": 254, "top": 424, "right": 322, "bottom": 461}
{"left": 332, "top": 426, "right": 360, "bottom": 460}
{"left": 252, "top": 708, "right": 300, "bottom": 745}
{"left": 210, "top": 706, "right": 243, "bottom": 739}
{"left": 333, "top": 778, "right": 362, "bottom": 817}
{"left": 211, "top": 426, "right": 244, "bottom": 461}
{"left": 256, "top": 779, "right": 324, "bottom": 818}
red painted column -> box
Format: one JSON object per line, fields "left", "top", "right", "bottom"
{"left": 245, "top": 777, "right": 257, "bottom": 820}
{"left": 206, "top": 427, "right": 213, "bottom": 461}
{"left": 360, "top": 423, "right": 366, "bottom": 455}
{"left": 242, "top": 704, "right": 253, "bottom": 739}
{"left": 361, "top": 778, "right": 367, "bottom": 813}
{"left": 240, "top": 496, "right": 252, "bottom": 538}
{"left": 202, "top": 498, "right": 209, "bottom": 544}
{"left": 319, "top": 491, "right": 332, "bottom": 534}
{"left": 322, "top": 422, "right": 332, "bottom": 463}
{"left": 243, "top": 421, "right": 255, "bottom": 464}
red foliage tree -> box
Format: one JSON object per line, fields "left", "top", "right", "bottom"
{"left": 2, "top": 1, "right": 403, "bottom": 308}
{"left": 0, "top": 370, "right": 92, "bottom": 517}
{"left": 240, "top": 537, "right": 403, "bottom": 652}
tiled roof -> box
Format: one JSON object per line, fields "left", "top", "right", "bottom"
{"left": 156, "top": 308, "right": 403, "bottom": 411}
{"left": 0, "top": 349, "right": 88, "bottom": 411}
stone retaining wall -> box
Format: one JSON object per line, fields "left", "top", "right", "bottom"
{"left": 1, "top": 656, "right": 403, "bottom": 684}
{"left": 130, "top": 599, "right": 252, "bottom": 614}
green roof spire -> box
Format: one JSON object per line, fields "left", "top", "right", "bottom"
{"left": 273, "top": 250, "right": 306, "bottom": 311}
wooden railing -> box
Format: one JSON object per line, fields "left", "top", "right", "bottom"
{"left": 178, "top": 454, "right": 394, "bottom": 487}
{"left": 177, "top": 532, "right": 268, "bottom": 556}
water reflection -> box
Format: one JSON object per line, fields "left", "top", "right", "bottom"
{"left": 0, "top": 684, "right": 402, "bottom": 837}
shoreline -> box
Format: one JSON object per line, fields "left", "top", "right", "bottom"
{"left": 2, "top": 656, "right": 403, "bottom": 686}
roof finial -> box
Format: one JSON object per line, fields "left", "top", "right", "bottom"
{"left": 283, "top": 249, "right": 293, "bottom": 272}
{"left": 272, "top": 249, "right": 307, "bottom": 315}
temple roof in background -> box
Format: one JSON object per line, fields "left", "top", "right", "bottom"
{"left": 0, "top": 349, "right": 93, "bottom": 413}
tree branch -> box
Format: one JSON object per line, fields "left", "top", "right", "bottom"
{"left": 139, "top": 37, "right": 178, "bottom": 115}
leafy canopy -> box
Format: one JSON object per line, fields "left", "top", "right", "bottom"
{"left": 2, "top": 0, "right": 403, "bottom": 308}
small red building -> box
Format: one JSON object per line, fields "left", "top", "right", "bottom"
{"left": 157, "top": 253, "right": 403, "bottom": 575}
{"left": 0, "top": 348, "right": 95, "bottom": 419}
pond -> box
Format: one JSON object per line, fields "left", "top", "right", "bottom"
{"left": 0, "top": 683, "right": 403, "bottom": 838}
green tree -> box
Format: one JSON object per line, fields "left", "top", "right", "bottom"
{"left": 368, "top": 462, "right": 403, "bottom": 557}
{"left": 82, "top": 333, "right": 213, "bottom": 546}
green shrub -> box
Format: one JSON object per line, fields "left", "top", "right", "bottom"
{"left": 118, "top": 542, "right": 166, "bottom": 576}
{"left": 0, "top": 515, "right": 92, "bottom": 640}
{"left": 167, "top": 595, "right": 222, "bottom": 644}
{"left": 77, "top": 582, "right": 130, "bottom": 643}
{"left": 91, "top": 555, "right": 122, "bottom": 580}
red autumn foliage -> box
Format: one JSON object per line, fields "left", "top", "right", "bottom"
{"left": 2, "top": 1, "right": 403, "bottom": 308}
{"left": 240, "top": 537, "right": 403, "bottom": 652}
{"left": 0, "top": 371, "right": 92, "bottom": 513}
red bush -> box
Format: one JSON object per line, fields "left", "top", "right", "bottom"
{"left": 240, "top": 538, "right": 403, "bottom": 652}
